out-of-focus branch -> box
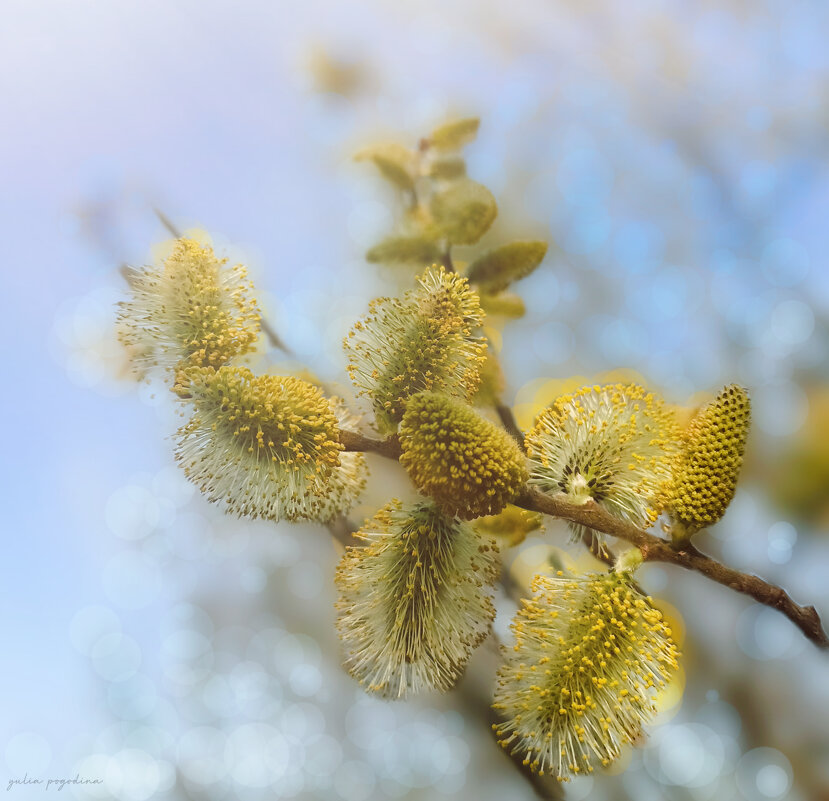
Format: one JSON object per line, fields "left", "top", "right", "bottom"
{"left": 494, "top": 400, "right": 524, "bottom": 447}
{"left": 337, "top": 429, "right": 829, "bottom": 650}
{"left": 326, "top": 514, "right": 360, "bottom": 548}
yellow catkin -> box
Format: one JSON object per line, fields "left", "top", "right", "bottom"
{"left": 118, "top": 238, "right": 260, "bottom": 374}
{"left": 493, "top": 572, "right": 679, "bottom": 780}
{"left": 343, "top": 265, "right": 487, "bottom": 432}
{"left": 398, "top": 392, "right": 528, "bottom": 520}
{"left": 335, "top": 501, "right": 499, "bottom": 698}
{"left": 174, "top": 366, "right": 365, "bottom": 522}
{"left": 670, "top": 384, "right": 751, "bottom": 539}
{"left": 525, "top": 384, "right": 679, "bottom": 543}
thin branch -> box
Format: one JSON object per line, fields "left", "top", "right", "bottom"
{"left": 515, "top": 488, "right": 829, "bottom": 650}
{"left": 326, "top": 514, "right": 360, "bottom": 547}
{"left": 259, "top": 316, "right": 294, "bottom": 355}
{"left": 154, "top": 206, "right": 182, "bottom": 238}
{"left": 335, "top": 429, "right": 829, "bottom": 649}
{"left": 494, "top": 401, "right": 524, "bottom": 447}
{"left": 442, "top": 246, "right": 455, "bottom": 273}
{"left": 340, "top": 428, "right": 401, "bottom": 458}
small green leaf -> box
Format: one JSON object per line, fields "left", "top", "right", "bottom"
{"left": 479, "top": 292, "right": 526, "bottom": 319}
{"left": 430, "top": 117, "right": 480, "bottom": 150}
{"left": 366, "top": 236, "right": 443, "bottom": 265}
{"left": 355, "top": 144, "right": 415, "bottom": 192}
{"left": 428, "top": 157, "right": 467, "bottom": 180}
{"left": 466, "top": 240, "right": 548, "bottom": 293}
{"left": 430, "top": 180, "right": 497, "bottom": 245}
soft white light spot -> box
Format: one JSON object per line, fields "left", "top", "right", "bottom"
{"left": 70, "top": 606, "right": 121, "bottom": 656}
{"left": 771, "top": 299, "right": 814, "bottom": 345}
{"left": 102, "top": 551, "right": 161, "bottom": 609}
{"left": 177, "top": 727, "right": 227, "bottom": 785}
{"left": 90, "top": 633, "right": 141, "bottom": 682}
{"left": 106, "top": 485, "right": 161, "bottom": 540}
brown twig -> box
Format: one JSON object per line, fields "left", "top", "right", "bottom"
{"left": 515, "top": 488, "right": 829, "bottom": 650}
{"left": 335, "top": 430, "right": 829, "bottom": 650}
{"left": 326, "top": 514, "right": 360, "bottom": 547}
{"left": 340, "top": 428, "right": 402, "bottom": 458}
{"left": 581, "top": 529, "right": 616, "bottom": 569}
{"left": 494, "top": 401, "right": 525, "bottom": 447}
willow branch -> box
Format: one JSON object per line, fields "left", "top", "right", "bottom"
{"left": 326, "top": 514, "right": 360, "bottom": 547}
{"left": 338, "top": 430, "right": 829, "bottom": 649}
{"left": 494, "top": 401, "right": 524, "bottom": 447}
{"left": 340, "top": 429, "right": 401, "bottom": 458}
{"left": 515, "top": 488, "right": 829, "bottom": 650}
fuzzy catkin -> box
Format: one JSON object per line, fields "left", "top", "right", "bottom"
{"left": 343, "top": 265, "right": 487, "bottom": 432}
{"left": 399, "top": 391, "right": 528, "bottom": 519}
{"left": 174, "top": 366, "right": 365, "bottom": 522}
{"left": 525, "top": 384, "right": 679, "bottom": 542}
{"left": 118, "top": 238, "right": 260, "bottom": 374}
{"left": 493, "top": 572, "right": 679, "bottom": 779}
{"left": 335, "top": 501, "right": 499, "bottom": 698}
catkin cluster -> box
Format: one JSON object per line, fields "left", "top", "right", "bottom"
{"left": 113, "top": 117, "right": 770, "bottom": 789}
{"left": 119, "top": 237, "right": 365, "bottom": 522}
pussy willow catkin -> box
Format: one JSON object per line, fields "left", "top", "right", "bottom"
{"left": 525, "top": 384, "right": 678, "bottom": 542}
{"left": 493, "top": 571, "right": 679, "bottom": 779}
{"left": 174, "top": 366, "right": 365, "bottom": 522}
{"left": 670, "top": 384, "right": 751, "bottom": 540}
{"left": 344, "top": 265, "right": 487, "bottom": 432}
{"left": 335, "top": 501, "right": 498, "bottom": 698}
{"left": 399, "top": 391, "right": 528, "bottom": 519}
{"left": 118, "top": 237, "right": 260, "bottom": 374}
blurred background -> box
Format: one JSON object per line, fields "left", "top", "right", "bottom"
{"left": 2, "top": 0, "right": 828, "bottom": 799}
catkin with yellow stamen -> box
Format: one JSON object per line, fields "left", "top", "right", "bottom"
{"left": 335, "top": 501, "right": 499, "bottom": 698}
{"left": 174, "top": 366, "right": 365, "bottom": 522}
{"left": 670, "top": 384, "right": 750, "bottom": 541}
{"left": 525, "top": 384, "right": 679, "bottom": 543}
{"left": 118, "top": 238, "right": 260, "bottom": 375}
{"left": 343, "top": 265, "right": 487, "bottom": 433}
{"left": 399, "top": 392, "right": 528, "bottom": 520}
{"left": 492, "top": 572, "right": 679, "bottom": 780}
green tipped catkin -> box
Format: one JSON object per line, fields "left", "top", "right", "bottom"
{"left": 118, "top": 237, "right": 260, "bottom": 375}
{"left": 670, "top": 384, "right": 751, "bottom": 540}
{"left": 343, "top": 265, "right": 487, "bottom": 432}
{"left": 399, "top": 392, "right": 528, "bottom": 519}
{"left": 335, "top": 501, "right": 498, "bottom": 698}
{"left": 174, "top": 366, "right": 365, "bottom": 522}
{"left": 493, "top": 572, "right": 679, "bottom": 780}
